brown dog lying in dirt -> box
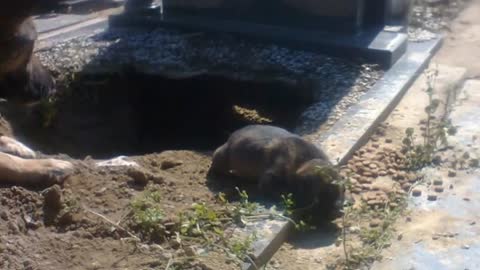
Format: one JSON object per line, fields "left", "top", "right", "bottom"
{"left": 0, "top": 2, "right": 72, "bottom": 186}
{"left": 0, "top": 1, "right": 59, "bottom": 99}
{"left": 209, "top": 125, "right": 344, "bottom": 215}
{"left": 0, "top": 134, "right": 73, "bottom": 187}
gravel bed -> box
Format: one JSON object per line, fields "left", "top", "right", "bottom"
{"left": 37, "top": 27, "right": 383, "bottom": 137}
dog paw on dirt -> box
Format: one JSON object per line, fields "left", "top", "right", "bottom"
{"left": 0, "top": 152, "right": 73, "bottom": 187}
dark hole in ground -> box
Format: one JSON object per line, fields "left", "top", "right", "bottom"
{"left": 2, "top": 70, "right": 315, "bottom": 159}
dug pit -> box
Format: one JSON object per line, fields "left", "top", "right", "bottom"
{"left": 1, "top": 71, "right": 314, "bottom": 159}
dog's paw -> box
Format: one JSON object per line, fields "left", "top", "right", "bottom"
{"left": 0, "top": 136, "right": 36, "bottom": 158}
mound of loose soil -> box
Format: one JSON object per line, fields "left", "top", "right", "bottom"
{"left": 0, "top": 147, "right": 247, "bottom": 270}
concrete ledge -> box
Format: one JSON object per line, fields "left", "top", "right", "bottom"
{"left": 109, "top": 13, "right": 407, "bottom": 68}
{"left": 235, "top": 218, "right": 293, "bottom": 270}
{"left": 37, "top": 19, "right": 108, "bottom": 50}
{"left": 317, "top": 38, "right": 443, "bottom": 165}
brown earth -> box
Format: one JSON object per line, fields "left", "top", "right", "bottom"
{"left": 0, "top": 144, "right": 244, "bottom": 269}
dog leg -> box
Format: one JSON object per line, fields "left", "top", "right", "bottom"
{"left": 0, "top": 152, "right": 73, "bottom": 187}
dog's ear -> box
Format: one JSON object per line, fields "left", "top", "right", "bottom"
{"left": 295, "top": 158, "right": 338, "bottom": 184}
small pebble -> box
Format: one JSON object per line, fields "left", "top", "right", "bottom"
{"left": 433, "top": 179, "right": 443, "bottom": 186}
{"left": 169, "top": 238, "right": 181, "bottom": 249}
{"left": 7, "top": 221, "right": 20, "bottom": 234}
{"left": 94, "top": 187, "right": 107, "bottom": 196}
{"left": 161, "top": 159, "right": 183, "bottom": 170}
{"left": 183, "top": 245, "right": 198, "bottom": 257}
{"left": 358, "top": 177, "right": 372, "bottom": 184}
{"left": 412, "top": 189, "right": 422, "bottom": 197}
{"left": 0, "top": 210, "right": 8, "bottom": 221}
{"left": 369, "top": 219, "right": 382, "bottom": 228}
{"left": 432, "top": 155, "right": 442, "bottom": 165}
{"left": 401, "top": 183, "right": 412, "bottom": 191}
{"left": 127, "top": 167, "right": 150, "bottom": 185}
{"left": 469, "top": 159, "right": 479, "bottom": 168}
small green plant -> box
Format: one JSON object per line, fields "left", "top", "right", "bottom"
{"left": 228, "top": 233, "right": 257, "bottom": 261}
{"left": 236, "top": 187, "right": 258, "bottom": 215}
{"left": 280, "top": 193, "right": 295, "bottom": 216}
{"left": 402, "top": 69, "right": 457, "bottom": 170}
{"left": 341, "top": 179, "right": 408, "bottom": 269}
{"left": 230, "top": 187, "right": 258, "bottom": 227}
{"left": 39, "top": 98, "right": 58, "bottom": 128}
{"left": 130, "top": 188, "right": 165, "bottom": 240}
{"left": 279, "top": 193, "right": 317, "bottom": 231}
{"left": 127, "top": 187, "right": 273, "bottom": 267}
{"left": 180, "top": 202, "right": 224, "bottom": 238}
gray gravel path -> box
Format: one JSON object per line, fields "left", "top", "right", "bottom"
{"left": 37, "top": 27, "right": 383, "bottom": 136}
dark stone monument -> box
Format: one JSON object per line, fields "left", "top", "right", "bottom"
{"left": 110, "top": 0, "right": 410, "bottom": 67}
{"left": 124, "top": 0, "right": 160, "bottom": 14}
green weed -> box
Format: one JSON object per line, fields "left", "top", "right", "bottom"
{"left": 130, "top": 188, "right": 165, "bottom": 240}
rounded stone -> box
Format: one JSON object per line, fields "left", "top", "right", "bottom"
{"left": 433, "top": 179, "right": 443, "bottom": 186}
{"left": 412, "top": 189, "right": 422, "bottom": 197}
{"left": 401, "top": 183, "right": 411, "bottom": 191}
{"left": 369, "top": 219, "right": 382, "bottom": 228}
{"left": 363, "top": 171, "right": 373, "bottom": 177}
{"left": 358, "top": 177, "right": 372, "bottom": 184}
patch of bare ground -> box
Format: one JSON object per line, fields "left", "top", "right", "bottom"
{"left": 0, "top": 149, "right": 243, "bottom": 270}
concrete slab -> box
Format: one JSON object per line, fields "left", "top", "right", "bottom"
{"left": 317, "top": 39, "right": 443, "bottom": 165}
{"left": 371, "top": 80, "right": 480, "bottom": 270}
{"left": 109, "top": 14, "right": 408, "bottom": 68}
{"left": 34, "top": 14, "right": 94, "bottom": 34}
{"left": 236, "top": 218, "right": 293, "bottom": 270}
{"left": 37, "top": 19, "right": 109, "bottom": 49}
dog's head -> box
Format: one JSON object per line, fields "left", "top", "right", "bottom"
{"left": 292, "top": 159, "right": 345, "bottom": 216}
